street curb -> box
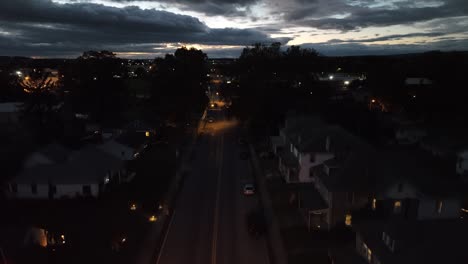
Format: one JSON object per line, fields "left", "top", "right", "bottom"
{"left": 249, "top": 144, "right": 288, "bottom": 264}
{"left": 135, "top": 114, "right": 202, "bottom": 264}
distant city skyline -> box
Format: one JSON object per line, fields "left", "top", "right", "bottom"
{"left": 0, "top": 0, "right": 467, "bottom": 58}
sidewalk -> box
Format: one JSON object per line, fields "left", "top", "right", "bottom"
{"left": 134, "top": 114, "right": 202, "bottom": 264}
{"left": 249, "top": 144, "right": 288, "bottom": 264}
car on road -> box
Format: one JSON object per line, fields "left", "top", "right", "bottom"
{"left": 243, "top": 183, "right": 255, "bottom": 195}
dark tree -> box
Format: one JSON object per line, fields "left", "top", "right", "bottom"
{"left": 150, "top": 47, "right": 209, "bottom": 123}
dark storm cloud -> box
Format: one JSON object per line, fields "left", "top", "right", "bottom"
{"left": 300, "top": 37, "right": 468, "bottom": 56}
{"left": 0, "top": 0, "right": 285, "bottom": 57}
{"left": 67, "top": 0, "right": 258, "bottom": 16}
{"left": 287, "top": 0, "right": 468, "bottom": 31}
{"left": 326, "top": 32, "right": 447, "bottom": 43}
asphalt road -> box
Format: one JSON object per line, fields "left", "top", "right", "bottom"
{"left": 156, "top": 108, "right": 269, "bottom": 264}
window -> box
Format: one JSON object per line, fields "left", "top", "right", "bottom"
{"left": 393, "top": 200, "right": 402, "bottom": 214}
{"left": 367, "top": 247, "right": 372, "bottom": 262}
{"left": 82, "top": 185, "right": 92, "bottom": 195}
{"left": 345, "top": 214, "right": 352, "bottom": 226}
{"left": 31, "top": 184, "right": 37, "bottom": 194}
{"left": 372, "top": 198, "right": 377, "bottom": 210}
{"left": 436, "top": 200, "right": 443, "bottom": 214}
{"left": 390, "top": 239, "right": 395, "bottom": 252}
{"left": 10, "top": 183, "right": 18, "bottom": 193}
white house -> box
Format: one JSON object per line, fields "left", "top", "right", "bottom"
{"left": 374, "top": 150, "right": 461, "bottom": 220}
{"left": 405, "top": 77, "right": 432, "bottom": 86}
{"left": 0, "top": 102, "right": 21, "bottom": 127}
{"left": 276, "top": 116, "right": 336, "bottom": 183}
{"left": 395, "top": 125, "right": 427, "bottom": 145}
{"left": 355, "top": 219, "right": 468, "bottom": 264}
{"left": 5, "top": 145, "right": 123, "bottom": 199}
{"left": 456, "top": 149, "right": 468, "bottom": 179}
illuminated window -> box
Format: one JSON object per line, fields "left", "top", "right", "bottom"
{"left": 145, "top": 131, "right": 150, "bottom": 137}
{"left": 345, "top": 214, "right": 352, "bottom": 226}
{"left": 367, "top": 247, "right": 372, "bottom": 262}
{"left": 436, "top": 200, "right": 443, "bottom": 214}
{"left": 393, "top": 200, "right": 402, "bottom": 214}
{"left": 372, "top": 198, "right": 377, "bottom": 210}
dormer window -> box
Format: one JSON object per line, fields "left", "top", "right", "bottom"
{"left": 382, "top": 232, "right": 396, "bottom": 252}
{"left": 436, "top": 200, "right": 443, "bottom": 214}
{"left": 325, "top": 136, "right": 331, "bottom": 152}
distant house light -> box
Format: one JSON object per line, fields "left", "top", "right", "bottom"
{"left": 329, "top": 75, "right": 334, "bottom": 80}
{"left": 149, "top": 215, "right": 158, "bottom": 222}
{"left": 371, "top": 99, "right": 376, "bottom": 103}
{"left": 226, "top": 80, "right": 231, "bottom": 84}
{"left": 344, "top": 80, "right": 350, "bottom": 85}
{"left": 393, "top": 200, "right": 402, "bottom": 214}
{"left": 372, "top": 198, "right": 377, "bottom": 210}
{"left": 345, "top": 214, "right": 352, "bottom": 226}
{"left": 145, "top": 131, "right": 150, "bottom": 137}
{"left": 16, "top": 71, "right": 22, "bottom": 76}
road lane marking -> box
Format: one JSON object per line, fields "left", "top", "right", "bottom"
{"left": 156, "top": 209, "right": 176, "bottom": 264}
{"left": 211, "top": 134, "right": 224, "bottom": 264}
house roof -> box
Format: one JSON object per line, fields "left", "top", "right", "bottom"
{"left": 355, "top": 219, "right": 468, "bottom": 264}
{"left": 376, "top": 148, "right": 461, "bottom": 197}
{"left": 98, "top": 139, "right": 134, "bottom": 159}
{"left": 38, "top": 143, "right": 70, "bottom": 163}
{"left": 115, "top": 131, "right": 148, "bottom": 149}
{"left": 14, "top": 146, "right": 123, "bottom": 184}
{"left": 0, "top": 102, "right": 21, "bottom": 113}
{"left": 279, "top": 150, "right": 299, "bottom": 168}
{"left": 312, "top": 129, "right": 377, "bottom": 192}
{"left": 298, "top": 184, "right": 328, "bottom": 211}
{"left": 315, "top": 151, "right": 377, "bottom": 192}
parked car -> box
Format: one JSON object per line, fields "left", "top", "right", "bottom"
{"left": 246, "top": 208, "right": 266, "bottom": 239}
{"left": 243, "top": 183, "right": 255, "bottom": 195}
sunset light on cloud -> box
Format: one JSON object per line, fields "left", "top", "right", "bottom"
{"left": 0, "top": 0, "right": 467, "bottom": 57}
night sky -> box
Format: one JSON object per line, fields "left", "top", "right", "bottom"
{"left": 0, "top": 0, "right": 467, "bottom": 58}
